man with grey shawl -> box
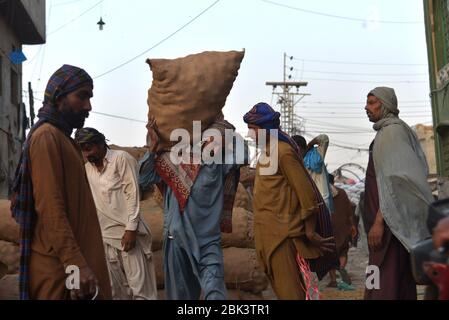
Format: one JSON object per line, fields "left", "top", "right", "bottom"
{"left": 363, "top": 87, "right": 433, "bottom": 300}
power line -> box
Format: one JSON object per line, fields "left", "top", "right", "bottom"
{"left": 330, "top": 144, "right": 369, "bottom": 152}
{"left": 302, "top": 114, "right": 432, "bottom": 119}
{"left": 295, "top": 68, "right": 427, "bottom": 77}
{"left": 298, "top": 107, "right": 432, "bottom": 113}
{"left": 23, "top": 98, "right": 430, "bottom": 129}
{"left": 53, "top": 0, "right": 88, "bottom": 7}
{"left": 300, "top": 110, "right": 432, "bottom": 116}
{"left": 304, "top": 77, "right": 427, "bottom": 84}
{"left": 302, "top": 118, "right": 372, "bottom": 131}
{"left": 93, "top": 0, "right": 221, "bottom": 79}
{"left": 35, "top": 0, "right": 54, "bottom": 86}
{"left": 297, "top": 106, "right": 432, "bottom": 111}
{"left": 332, "top": 136, "right": 373, "bottom": 147}
{"left": 91, "top": 111, "right": 146, "bottom": 123}
{"left": 261, "top": 0, "right": 423, "bottom": 24}
{"left": 48, "top": 0, "right": 104, "bottom": 35}
{"left": 305, "top": 130, "right": 374, "bottom": 134}
{"left": 27, "top": 45, "right": 44, "bottom": 64}
{"left": 303, "top": 132, "right": 370, "bottom": 151}
{"left": 299, "top": 100, "right": 430, "bottom": 105}
{"left": 305, "top": 126, "right": 372, "bottom": 134}
{"left": 23, "top": 94, "right": 147, "bottom": 124}
{"left": 291, "top": 57, "right": 427, "bottom": 67}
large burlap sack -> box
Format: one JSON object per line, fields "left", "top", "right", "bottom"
{"left": 233, "top": 183, "right": 252, "bottom": 212}
{"left": 153, "top": 248, "right": 268, "bottom": 294}
{"left": 142, "top": 204, "right": 254, "bottom": 251}
{"left": 146, "top": 50, "right": 245, "bottom": 151}
{"left": 109, "top": 145, "right": 148, "bottom": 162}
{"left": 151, "top": 188, "right": 164, "bottom": 209}
{"left": 0, "top": 261, "right": 7, "bottom": 280}
{"left": 140, "top": 198, "right": 164, "bottom": 252}
{"left": 223, "top": 248, "right": 268, "bottom": 294}
{"left": 0, "top": 274, "right": 19, "bottom": 300}
{"left": 153, "top": 250, "right": 164, "bottom": 290}
{"left": 239, "top": 167, "right": 256, "bottom": 189}
{"left": 0, "top": 241, "right": 20, "bottom": 274}
{"left": 0, "top": 200, "right": 19, "bottom": 244}
{"left": 221, "top": 207, "right": 254, "bottom": 249}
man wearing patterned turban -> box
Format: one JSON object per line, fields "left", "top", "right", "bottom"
{"left": 11, "top": 65, "right": 111, "bottom": 300}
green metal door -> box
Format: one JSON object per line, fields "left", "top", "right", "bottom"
{"left": 425, "top": 0, "right": 449, "bottom": 176}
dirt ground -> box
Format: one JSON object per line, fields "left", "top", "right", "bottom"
{"left": 262, "top": 245, "right": 427, "bottom": 300}
{"left": 0, "top": 246, "right": 427, "bottom": 300}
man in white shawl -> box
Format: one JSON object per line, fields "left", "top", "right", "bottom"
{"left": 362, "top": 87, "right": 433, "bottom": 300}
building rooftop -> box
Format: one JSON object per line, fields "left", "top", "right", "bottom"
{"left": 0, "top": 0, "right": 46, "bottom": 45}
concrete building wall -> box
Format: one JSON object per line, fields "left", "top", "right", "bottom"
{"left": 0, "top": 0, "right": 46, "bottom": 198}
{"left": 20, "top": 0, "right": 46, "bottom": 42}
{"left": 413, "top": 124, "right": 437, "bottom": 175}
{"left": 0, "top": 16, "right": 24, "bottom": 199}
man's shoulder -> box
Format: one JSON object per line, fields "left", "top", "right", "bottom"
{"left": 376, "top": 121, "right": 411, "bottom": 144}
{"left": 379, "top": 121, "right": 409, "bottom": 135}
{"left": 31, "top": 123, "right": 61, "bottom": 139}
{"left": 29, "top": 123, "right": 67, "bottom": 147}
{"left": 278, "top": 141, "right": 297, "bottom": 157}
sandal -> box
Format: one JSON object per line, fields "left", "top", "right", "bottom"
{"left": 339, "top": 268, "right": 352, "bottom": 285}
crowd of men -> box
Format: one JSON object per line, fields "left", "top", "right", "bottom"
{"left": 8, "top": 64, "right": 449, "bottom": 300}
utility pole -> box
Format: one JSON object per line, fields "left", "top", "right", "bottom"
{"left": 28, "top": 82, "right": 35, "bottom": 126}
{"left": 266, "top": 53, "right": 310, "bottom": 136}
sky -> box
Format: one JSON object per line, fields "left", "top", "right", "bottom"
{"left": 22, "top": 0, "right": 432, "bottom": 175}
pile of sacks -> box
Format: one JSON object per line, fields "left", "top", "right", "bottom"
{"left": 0, "top": 200, "right": 20, "bottom": 300}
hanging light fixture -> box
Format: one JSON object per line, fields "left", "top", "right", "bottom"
{"left": 97, "top": 17, "right": 105, "bottom": 31}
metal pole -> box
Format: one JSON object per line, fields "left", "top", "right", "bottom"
{"left": 28, "top": 82, "right": 35, "bottom": 126}
{"left": 283, "top": 52, "right": 287, "bottom": 133}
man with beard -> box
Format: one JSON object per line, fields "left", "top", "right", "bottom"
{"left": 363, "top": 87, "right": 433, "bottom": 300}
{"left": 75, "top": 128, "right": 157, "bottom": 300}
{"left": 10, "top": 65, "right": 111, "bottom": 300}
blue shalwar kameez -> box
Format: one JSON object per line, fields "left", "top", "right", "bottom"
{"left": 139, "top": 152, "right": 239, "bottom": 300}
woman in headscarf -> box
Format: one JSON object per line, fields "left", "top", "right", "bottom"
{"left": 243, "top": 102, "right": 336, "bottom": 300}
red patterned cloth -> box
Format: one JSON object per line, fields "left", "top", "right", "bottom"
{"left": 154, "top": 118, "right": 240, "bottom": 233}
{"left": 155, "top": 152, "right": 201, "bottom": 213}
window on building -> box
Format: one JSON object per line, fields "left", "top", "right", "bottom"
{"left": 10, "top": 67, "right": 18, "bottom": 105}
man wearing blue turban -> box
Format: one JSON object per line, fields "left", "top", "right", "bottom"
{"left": 244, "top": 102, "right": 337, "bottom": 300}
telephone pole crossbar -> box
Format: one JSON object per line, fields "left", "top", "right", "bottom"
{"left": 265, "top": 53, "right": 311, "bottom": 136}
